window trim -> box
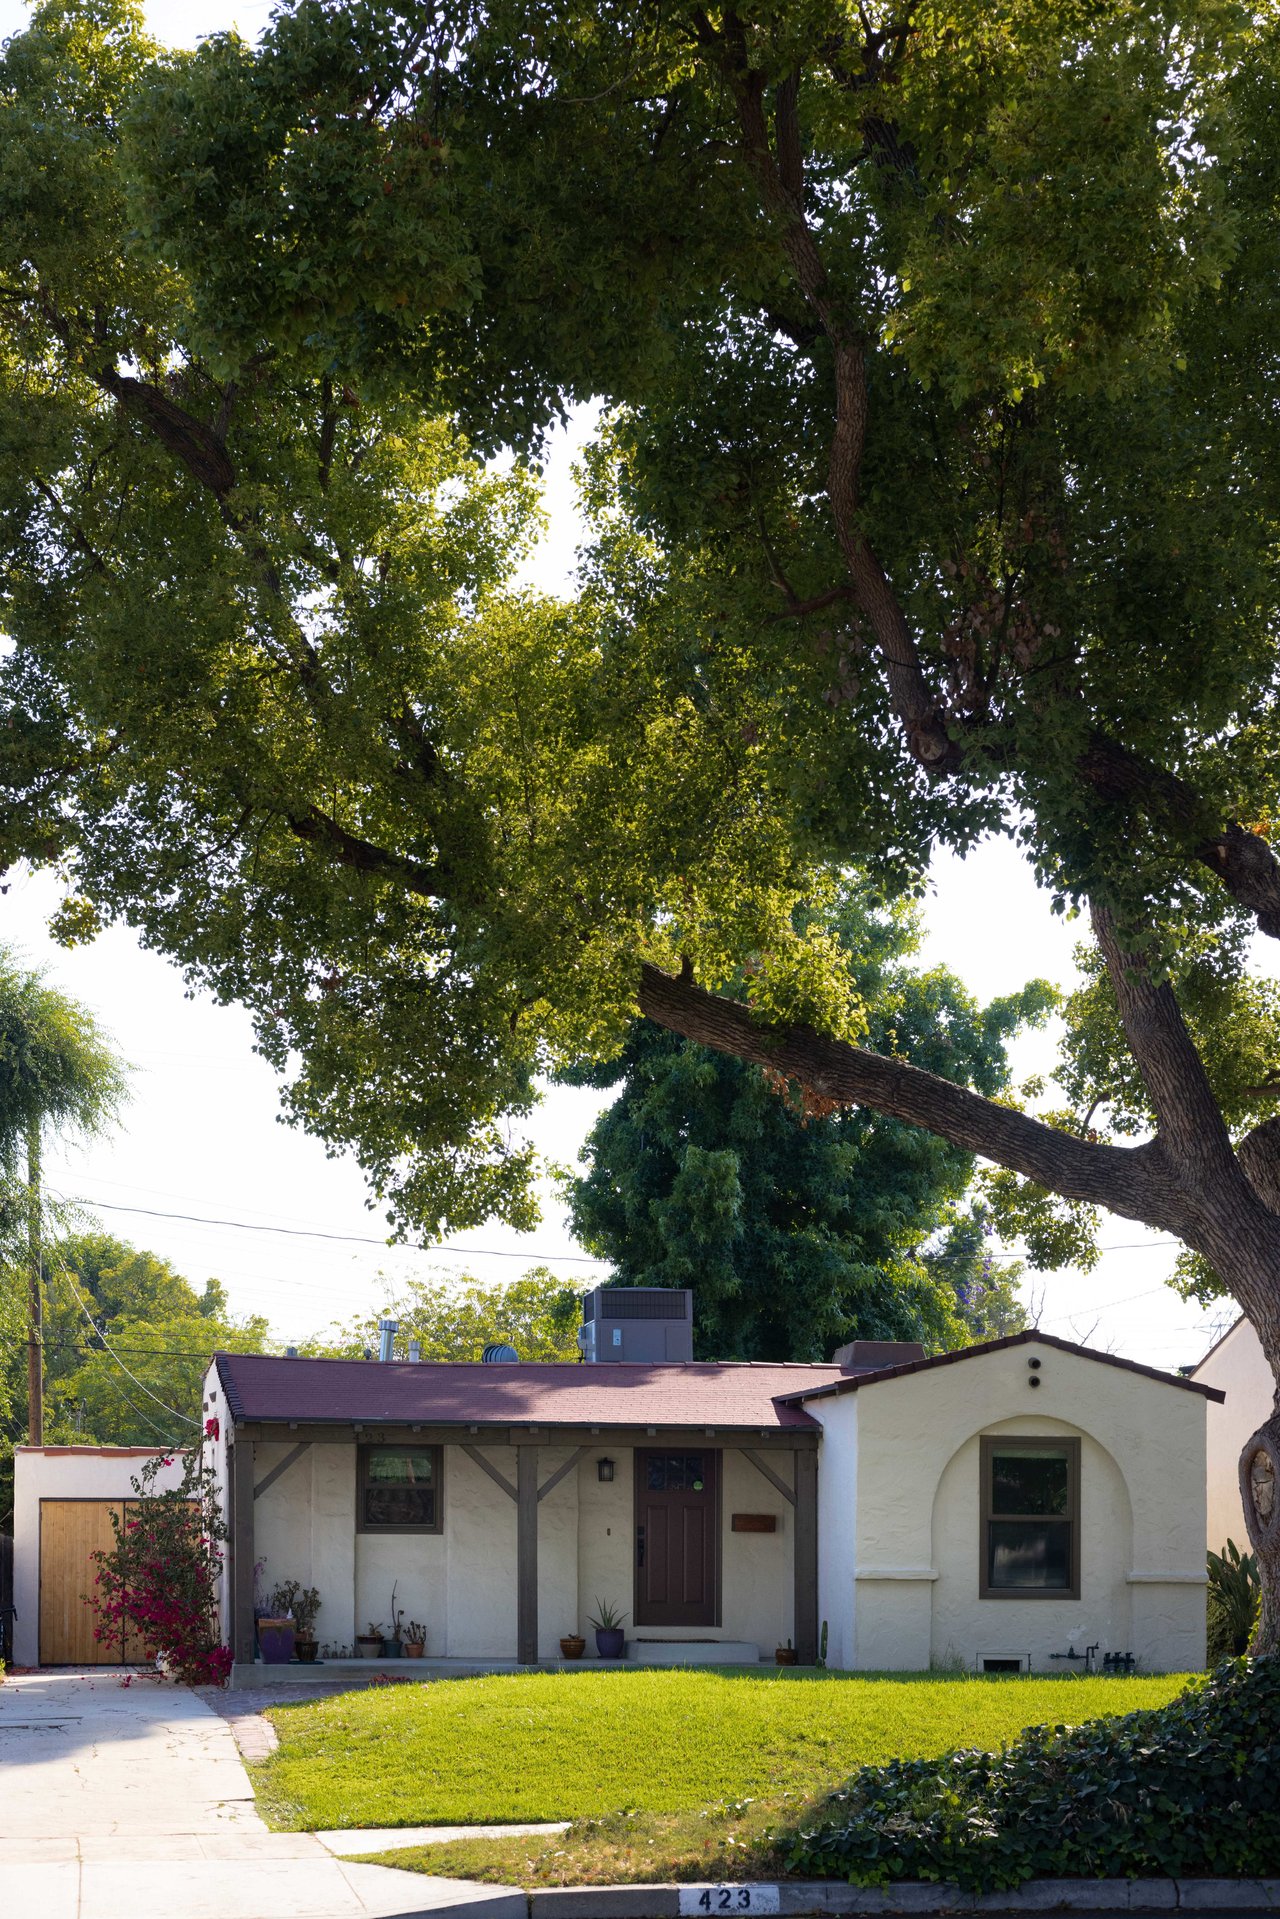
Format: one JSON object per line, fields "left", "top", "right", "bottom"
{"left": 979, "top": 1435, "right": 1080, "bottom": 1601}
{"left": 356, "top": 1442, "right": 444, "bottom": 1536}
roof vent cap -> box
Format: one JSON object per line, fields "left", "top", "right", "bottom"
{"left": 482, "top": 1342, "right": 519, "bottom": 1364}
{"left": 377, "top": 1317, "right": 399, "bottom": 1363}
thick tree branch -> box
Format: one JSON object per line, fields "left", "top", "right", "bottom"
{"left": 1090, "top": 902, "right": 1239, "bottom": 1188}
{"left": 637, "top": 960, "right": 1161, "bottom": 1222}
{"left": 284, "top": 807, "right": 441, "bottom": 897}
{"left": 1079, "top": 732, "right": 1280, "bottom": 940}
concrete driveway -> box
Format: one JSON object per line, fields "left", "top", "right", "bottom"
{"left": 0, "top": 1670, "right": 522, "bottom": 1919}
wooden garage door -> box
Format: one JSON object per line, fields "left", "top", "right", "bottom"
{"left": 39, "top": 1500, "right": 148, "bottom": 1665}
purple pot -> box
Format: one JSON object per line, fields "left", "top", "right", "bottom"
{"left": 595, "top": 1627, "right": 626, "bottom": 1659}
{"left": 258, "top": 1619, "right": 296, "bottom": 1665}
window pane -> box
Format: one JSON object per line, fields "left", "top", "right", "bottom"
{"left": 363, "top": 1484, "right": 435, "bottom": 1529}
{"left": 988, "top": 1519, "right": 1072, "bottom": 1589}
{"left": 645, "top": 1453, "right": 706, "bottom": 1492}
{"left": 367, "top": 1449, "right": 435, "bottom": 1487}
{"left": 990, "top": 1450, "right": 1069, "bottom": 1516}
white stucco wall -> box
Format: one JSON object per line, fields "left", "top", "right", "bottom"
{"left": 241, "top": 1434, "right": 799, "bottom": 1660}
{"left": 1192, "top": 1318, "right": 1274, "bottom": 1552}
{"left": 810, "top": 1339, "right": 1208, "bottom": 1674}
{"left": 815, "top": 1393, "right": 858, "bottom": 1672}
{"left": 12, "top": 1446, "right": 188, "bottom": 1667}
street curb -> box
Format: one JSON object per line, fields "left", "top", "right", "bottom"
{"left": 507, "top": 1882, "right": 1280, "bottom": 1918}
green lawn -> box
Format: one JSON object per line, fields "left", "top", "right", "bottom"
{"left": 253, "top": 1666, "right": 1192, "bottom": 1833}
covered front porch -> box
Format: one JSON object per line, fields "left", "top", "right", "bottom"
{"left": 223, "top": 1418, "right": 819, "bottom": 1682}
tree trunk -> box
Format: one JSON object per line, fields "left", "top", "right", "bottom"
{"left": 1240, "top": 1414, "right": 1280, "bottom": 1654}
{"left": 26, "top": 1119, "right": 42, "bottom": 1447}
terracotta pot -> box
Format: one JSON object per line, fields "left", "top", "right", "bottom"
{"left": 560, "top": 1636, "right": 586, "bottom": 1659}
{"left": 355, "top": 1636, "right": 382, "bottom": 1659}
{"left": 258, "top": 1619, "right": 296, "bottom": 1665}
{"left": 404, "top": 1642, "right": 425, "bottom": 1659}
{"left": 295, "top": 1638, "right": 319, "bottom": 1663}
{"left": 595, "top": 1627, "right": 625, "bottom": 1659}
{"left": 775, "top": 1646, "right": 798, "bottom": 1666}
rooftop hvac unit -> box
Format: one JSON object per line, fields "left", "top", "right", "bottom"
{"left": 578, "top": 1287, "right": 694, "bottom": 1363}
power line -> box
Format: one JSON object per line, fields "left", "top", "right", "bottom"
{"left": 64, "top": 1196, "right": 613, "bottom": 1262}
{"left": 47, "top": 1249, "right": 201, "bottom": 1429}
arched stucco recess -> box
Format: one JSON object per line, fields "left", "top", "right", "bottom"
{"left": 929, "top": 1416, "right": 1134, "bottom": 1674}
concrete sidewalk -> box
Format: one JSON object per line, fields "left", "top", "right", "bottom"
{"left": 0, "top": 1670, "right": 523, "bottom": 1919}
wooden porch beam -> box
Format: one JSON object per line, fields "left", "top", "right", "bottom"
{"left": 793, "top": 1447, "right": 819, "bottom": 1666}
{"left": 741, "top": 1447, "right": 796, "bottom": 1506}
{"left": 461, "top": 1443, "right": 517, "bottom": 1501}
{"left": 230, "top": 1436, "right": 256, "bottom": 1666}
{"left": 517, "top": 1444, "right": 539, "bottom": 1665}
{"left": 538, "top": 1446, "right": 587, "bottom": 1502}
{"left": 253, "top": 1440, "right": 311, "bottom": 1501}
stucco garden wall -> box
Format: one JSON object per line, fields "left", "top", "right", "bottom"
{"left": 12, "top": 1445, "right": 188, "bottom": 1668}
{"left": 1192, "top": 1318, "right": 1273, "bottom": 1552}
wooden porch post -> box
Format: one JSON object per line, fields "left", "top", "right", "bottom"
{"left": 793, "top": 1446, "right": 819, "bottom": 1665}
{"left": 230, "top": 1433, "right": 256, "bottom": 1668}
{"left": 517, "top": 1443, "right": 539, "bottom": 1665}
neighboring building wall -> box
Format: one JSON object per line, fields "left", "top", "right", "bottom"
{"left": 1193, "top": 1318, "right": 1274, "bottom": 1553}
{"left": 12, "top": 1446, "right": 187, "bottom": 1667}
{"left": 813, "top": 1394, "right": 859, "bottom": 1673}
{"left": 844, "top": 1340, "right": 1207, "bottom": 1674}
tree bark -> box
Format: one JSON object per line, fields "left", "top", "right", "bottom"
{"left": 1239, "top": 1415, "right": 1280, "bottom": 1654}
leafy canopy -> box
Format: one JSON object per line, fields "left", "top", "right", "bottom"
{"left": 567, "top": 888, "right": 1041, "bottom": 1358}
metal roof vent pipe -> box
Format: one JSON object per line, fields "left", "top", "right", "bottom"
{"left": 482, "top": 1342, "right": 519, "bottom": 1363}
{"left": 408, "top": 1340, "right": 422, "bottom": 1364}
{"left": 377, "top": 1317, "right": 399, "bottom": 1363}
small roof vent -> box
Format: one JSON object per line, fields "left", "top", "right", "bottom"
{"left": 377, "top": 1318, "right": 399, "bottom": 1363}
{"left": 482, "top": 1342, "right": 519, "bottom": 1364}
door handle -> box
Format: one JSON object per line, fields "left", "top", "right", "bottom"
{"left": 636, "top": 1525, "right": 645, "bottom": 1568}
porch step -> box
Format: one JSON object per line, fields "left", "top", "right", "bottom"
{"left": 626, "top": 1640, "right": 761, "bottom": 1665}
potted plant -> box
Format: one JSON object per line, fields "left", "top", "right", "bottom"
{"left": 559, "top": 1632, "right": 586, "bottom": 1659}
{"left": 775, "top": 1638, "right": 797, "bottom": 1667}
{"left": 271, "top": 1580, "right": 322, "bottom": 1662}
{"left": 381, "top": 1582, "right": 404, "bottom": 1657}
{"left": 404, "top": 1619, "right": 427, "bottom": 1658}
{"left": 589, "top": 1597, "right": 627, "bottom": 1659}
{"left": 356, "top": 1623, "right": 384, "bottom": 1659}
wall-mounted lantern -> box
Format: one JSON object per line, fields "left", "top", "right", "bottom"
{"left": 597, "top": 1457, "right": 615, "bottom": 1483}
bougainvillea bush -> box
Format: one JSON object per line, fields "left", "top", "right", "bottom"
{"left": 91, "top": 1444, "right": 233, "bottom": 1686}
{"left": 785, "top": 1658, "right": 1280, "bottom": 1892}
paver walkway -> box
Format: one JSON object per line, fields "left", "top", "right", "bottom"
{"left": 0, "top": 1670, "right": 524, "bottom": 1919}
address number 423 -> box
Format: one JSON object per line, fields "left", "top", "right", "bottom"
{"left": 679, "top": 1889, "right": 781, "bottom": 1916}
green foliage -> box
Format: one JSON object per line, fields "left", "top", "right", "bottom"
{"left": 567, "top": 888, "right": 1040, "bottom": 1359}
{"left": 253, "top": 1667, "right": 1186, "bottom": 1832}
{"left": 1206, "top": 1539, "right": 1262, "bottom": 1661}
{"left": 0, "top": 950, "right": 126, "bottom": 1169}
{"left": 785, "top": 1658, "right": 1280, "bottom": 1891}
{"left": 308, "top": 1266, "right": 584, "bottom": 1362}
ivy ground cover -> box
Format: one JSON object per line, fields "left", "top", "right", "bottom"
{"left": 253, "top": 1667, "right": 1186, "bottom": 1832}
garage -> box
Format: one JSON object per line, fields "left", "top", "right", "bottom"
{"left": 12, "top": 1447, "right": 187, "bottom": 1667}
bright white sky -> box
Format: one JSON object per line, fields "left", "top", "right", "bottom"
{"left": 0, "top": 0, "right": 1234, "bottom": 1366}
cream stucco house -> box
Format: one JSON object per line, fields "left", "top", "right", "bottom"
{"left": 201, "top": 1316, "right": 1218, "bottom": 1686}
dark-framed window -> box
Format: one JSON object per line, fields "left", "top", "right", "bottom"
{"left": 979, "top": 1436, "right": 1079, "bottom": 1599}
{"left": 357, "top": 1444, "right": 443, "bottom": 1534}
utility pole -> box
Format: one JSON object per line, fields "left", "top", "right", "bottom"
{"left": 26, "top": 1117, "right": 42, "bottom": 1446}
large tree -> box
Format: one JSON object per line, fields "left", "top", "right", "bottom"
{"left": 567, "top": 890, "right": 1039, "bottom": 1359}
{"left": 4, "top": 1, "right": 1280, "bottom": 1635}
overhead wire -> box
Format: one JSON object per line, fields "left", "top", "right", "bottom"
{"left": 45, "top": 1244, "right": 202, "bottom": 1429}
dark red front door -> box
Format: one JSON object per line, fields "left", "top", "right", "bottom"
{"left": 634, "top": 1450, "right": 720, "bottom": 1627}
